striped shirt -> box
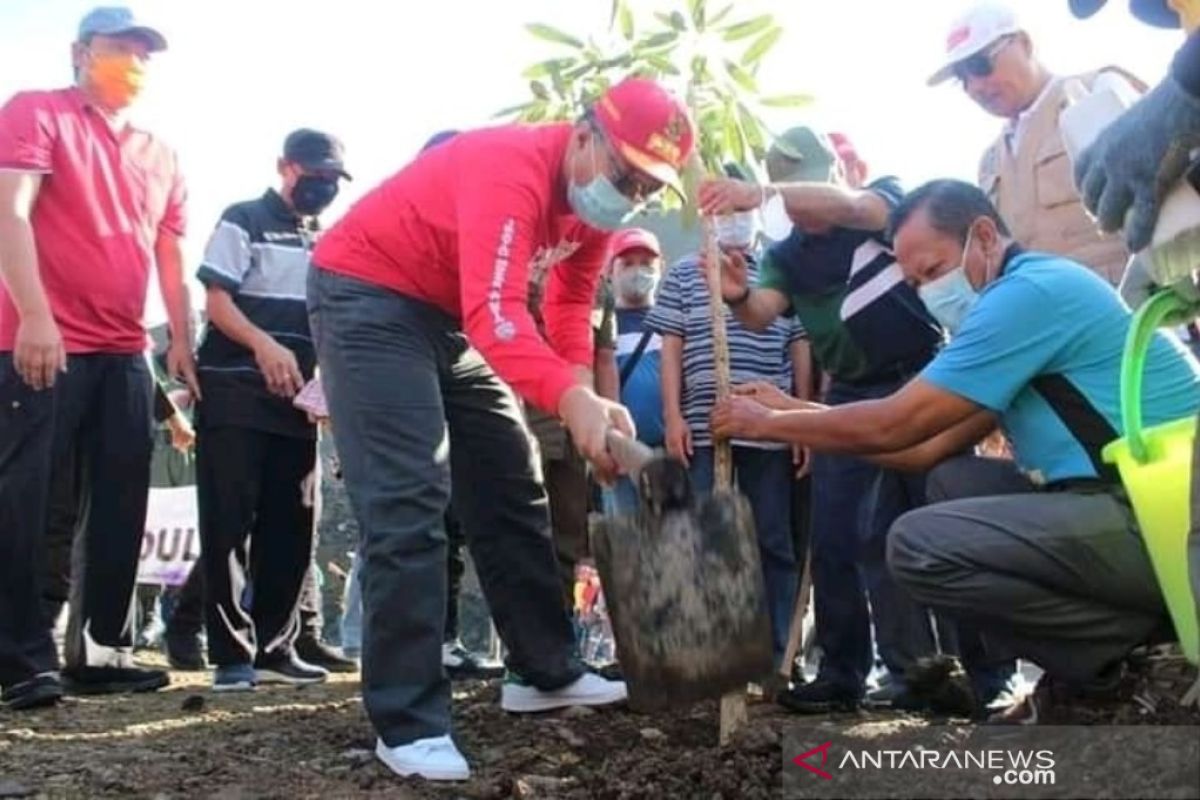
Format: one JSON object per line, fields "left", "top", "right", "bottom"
{"left": 195, "top": 190, "right": 317, "bottom": 439}
{"left": 645, "top": 255, "right": 805, "bottom": 449}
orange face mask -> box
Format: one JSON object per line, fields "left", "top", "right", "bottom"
{"left": 86, "top": 52, "right": 146, "bottom": 108}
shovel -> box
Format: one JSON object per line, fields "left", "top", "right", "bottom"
{"left": 591, "top": 431, "right": 773, "bottom": 715}
{"left": 593, "top": 213, "right": 773, "bottom": 733}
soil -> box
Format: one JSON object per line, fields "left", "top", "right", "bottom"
{"left": 3, "top": 662, "right": 1197, "bottom": 800}
{"left": 4, "top": 431, "right": 1195, "bottom": 799}
{"left": 0, "top": 662, "right": 790, "bottom": 799}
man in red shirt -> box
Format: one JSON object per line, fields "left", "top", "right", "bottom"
{"left": 0, "top": 7, "right": 195, "bottom": 709}
{"left": 309, "top": 77, "right": 693, "bottom": 781}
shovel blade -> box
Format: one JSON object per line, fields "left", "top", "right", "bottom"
{"left": 593, "top": 488, "right": 773, "bottom": 710}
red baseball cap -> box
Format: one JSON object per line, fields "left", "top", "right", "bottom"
{"left": 609, "top": 227, "right": 662, "bottom": 261}
{"left": 593, "top": 78, "right": 695, "bottom": 197}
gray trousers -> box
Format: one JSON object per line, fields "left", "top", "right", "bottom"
{"left": 309, "top": 269, "right": 582, "bottom": 746}
{"left": 888, "top": 456, "right": 1170, "bottom": 684}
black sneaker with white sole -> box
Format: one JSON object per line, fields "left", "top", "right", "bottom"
{"left": 62, "top": 665, "right": 169, "bottom": 695}
{"left": 254, "top": 652, "right": 328, "bottom": 686}
{"left": 442, "top": 641, "right": 504, "bottom": 680}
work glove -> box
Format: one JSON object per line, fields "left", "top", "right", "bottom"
{"left": 1075, "top": 74, "right": 1200, "bottom": 252}
{"left": 1119, "top": 251, "right": 1200, "bottom": 326}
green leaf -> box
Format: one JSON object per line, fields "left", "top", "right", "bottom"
{"left": 494, "top": 101, "right": 534, "bottom": 119}
{"left": 522, "top": 58, "right": 577, "bottom": 80}
{"left": 618, "top": 1, "right": 635, "bottom": 39}
{"left": 723, "top": 60, "right": 758, "bottom": 93}
{"left": 644, "top": 54, "right": 682, "bottom": 75}
{"left": 741, "top": 26, "right": 783, "bottom": 66}
{"left": 708, "top": 4, "right": 735, "bottom": 28}
{"left": 530, "top": 80, "right": 551, "bottom": 101}
{"left": 525, "top": 23, "right": 584, "bottom": 49}
{"left": 635, "top": 30, "right": 679, "bottom": 51}
{"left": 724, "top": 109, "right": 746, "bottom": 168}
{"left": 609, "top": 0, "right": 619, "bottom": 29}
{"left": 759, "top": 93, "right": 816, "bottom": 108}
{"left": 669, "top": 10, "right": 688, "bottom": 30}
{"left": 721, "top": 14, "right": 773, "bottom": 41}
{"left": 689, "top": 0, "right": 706, "bottom": 30}
{"left": 735, "top": 101, "right": 766, "bottom": 153}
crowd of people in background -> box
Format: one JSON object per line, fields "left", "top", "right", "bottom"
{"left": 1, "top": 0, "right": 1199, "bottom": 785}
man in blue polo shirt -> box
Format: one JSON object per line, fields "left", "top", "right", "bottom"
{"left": 712, "top": 179, "right": 1200, "bottom": 722}
{"left": 699, "top": 128, "right": 971, "bottom": 711}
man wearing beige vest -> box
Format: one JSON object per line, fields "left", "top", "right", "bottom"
{"left": 928, "top": 3, "right": 1144, "bottom": 285}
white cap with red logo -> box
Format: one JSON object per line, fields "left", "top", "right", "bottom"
{"left": 927, "top": 2, "right": 1022, "bottom": 86}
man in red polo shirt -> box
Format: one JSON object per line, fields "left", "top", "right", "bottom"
{"left": 309, "top": 77, "right": 693, "bottom": 781}
{"left": 0, "top": 7, "right": 195, "bottom": 709}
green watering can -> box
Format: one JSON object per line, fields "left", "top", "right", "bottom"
{"left": 1102, "top": 289, "right": 1198, "bottom": 665}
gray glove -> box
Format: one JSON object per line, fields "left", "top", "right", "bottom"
{"left": 1075, "top": 75, "right": 1200, "bottom": 252}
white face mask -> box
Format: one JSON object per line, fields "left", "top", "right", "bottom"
{"left": 615, "top": 266, "right": 659, "bottom": 302}
{"left": 759, "top": 192, "right": 793, "bottom": 241}
{"left": 917, "top": 228, "right": 984, "bottom": 335}
{"left": 715, "top": 211, "right": 758, "bottom": 250}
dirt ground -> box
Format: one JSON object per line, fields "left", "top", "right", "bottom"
{"left": 2, "top": 655, "right": 1197, "bottom": 800}
{"left": 0, "top": 655, "right": 791, "bottom": 800}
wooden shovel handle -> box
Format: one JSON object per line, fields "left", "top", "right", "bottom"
{"left": 605, "top": 429, "right": 656, "bottom": 476}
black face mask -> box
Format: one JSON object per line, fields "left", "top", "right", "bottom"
{"left": 291, "top": 174, "right": 339, "bottom": 216}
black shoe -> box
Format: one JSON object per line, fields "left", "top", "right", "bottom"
{"left": 254, "top": 652, "right": 328, "bottom": 686}
{"left": 62, "top": 665, "right": 169, "bottom": 695}
{"left": 442, "top": 641, "right": 504, "bottom": 680}
{"left": 294, "top": 636, "right": 358, "bottom": 674}
{"left": 164, "top": 632, "right": 206, "bottom": 671}
{"left": 2, "top": 672, "right": 64, "bottom": 710}
{"left": 778, "top": 676, "right": 862, "bottom": 714}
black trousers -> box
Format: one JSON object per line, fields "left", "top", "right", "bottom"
{"left": 168, "top": 544, "right": 323, "bottom": 640}
{"left": 0, "top": 353, "right": 153, "bottom": 685}
{"left": 310, "top": 268, "right": 582, "bottom": 746}
{"left": 196, "top": 425, "right": 316, "bottom": 666}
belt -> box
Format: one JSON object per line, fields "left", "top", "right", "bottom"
{"left": 1042, "top": 477, "right": 1126, "bottom": 500}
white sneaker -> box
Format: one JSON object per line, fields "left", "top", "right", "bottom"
{"left": 501, "top": 671, "right": 628, "bottom": 713}
{"left": 375, "top": 735, "right": 470, "bottom": 781}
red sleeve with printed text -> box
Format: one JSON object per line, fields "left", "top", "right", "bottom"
{"left": 455, "top": 143, "right": 578, "bottom": 414}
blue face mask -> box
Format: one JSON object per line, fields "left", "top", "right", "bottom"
{"left": 567, "top": 137, "right": 639, "bottom": 231}
{"left": 918, "top": 229, "right": 980, "bottom": 335}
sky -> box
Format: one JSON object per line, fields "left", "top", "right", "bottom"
{"left": 0, "top": 0, "right": 1181, "bottom": 323}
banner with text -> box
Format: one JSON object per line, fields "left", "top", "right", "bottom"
{"left": 138, "top": 486, "right": 200, "bottom": 587}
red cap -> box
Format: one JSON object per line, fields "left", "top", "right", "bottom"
{"left": 593, "top": 78, "right": 694, "bottom": 197}
{"left": 608, "top": 227, "right": 662, "bottom": 261}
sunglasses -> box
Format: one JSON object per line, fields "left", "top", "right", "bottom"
{"left": 953, "top": 35, "right": 1016, "bottom": 84}
{"left": 589, "top": 123, "right": 663, "bottom": 203}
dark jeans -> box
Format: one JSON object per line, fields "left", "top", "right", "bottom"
{"left": 890, "top": 456, "right": 1169, "bottom": 684}
{"left": 808, "top": 378, "right": 939, "bottom": 694}
{"left": 196, "top": 426, "right": 316, "bottom": 666}
{"left": 309, "top": 268, "right": 582, "bottom": 746}
{"left": 689, "top": 445, "right": 797, "bottom": 661}
{"left": 0, "top": 353, "right": 153, "bottom": 685}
